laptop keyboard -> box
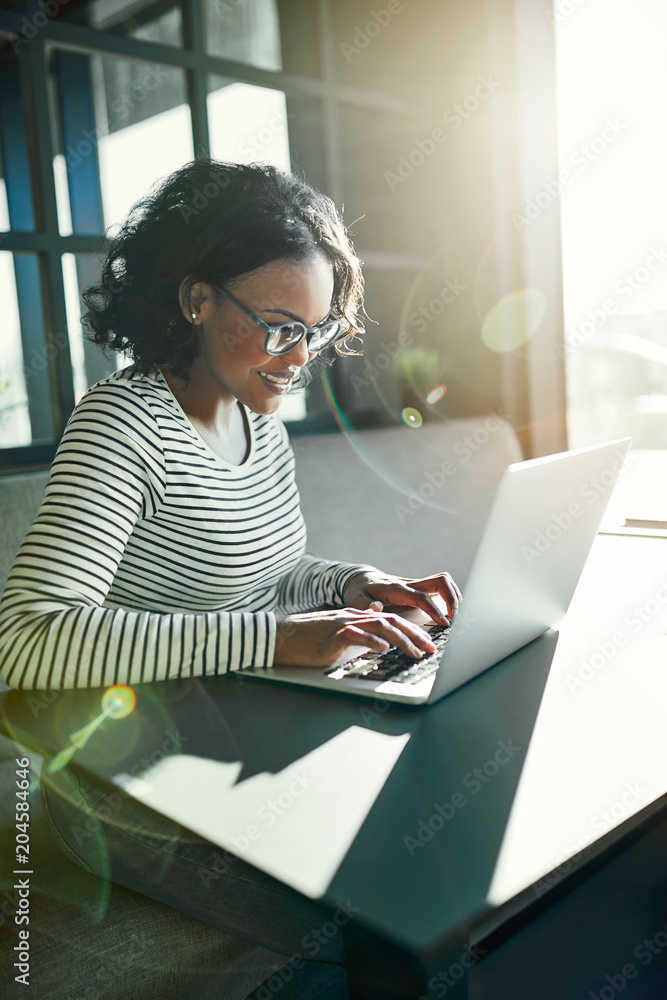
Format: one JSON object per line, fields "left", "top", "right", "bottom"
{"left": 324, "top": 622, "right": 451, "bottom": 686}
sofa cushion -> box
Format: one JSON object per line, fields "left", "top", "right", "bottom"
{"left": 0, "top": 747, "right": 305, "bottom": 1000}
{"left": 294, "top": 416, "right": 522, "bottom": 584}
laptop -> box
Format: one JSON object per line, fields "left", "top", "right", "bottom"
{"left": 247, "top": 437, "right": 632, "bottom": 705}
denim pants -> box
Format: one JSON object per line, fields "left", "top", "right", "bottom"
{"left": 40, "top": 764, "right": 350, "bottom": 1000}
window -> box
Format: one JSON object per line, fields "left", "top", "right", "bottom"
{"left": 0, "top": 0, "right": 523, "bottom": 468}
{"left": 556, "top": 0, "right": 667, "bottom": 521}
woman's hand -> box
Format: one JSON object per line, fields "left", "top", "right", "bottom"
{"left": 274, "top": 607, "right": 439, "bottom": 667}
{"left": 342, "top": 570, "right": 462, "bottom": 625}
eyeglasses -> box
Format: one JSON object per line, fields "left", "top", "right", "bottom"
{"left": 210, "top": 284, "right": 348, "bottom": 356}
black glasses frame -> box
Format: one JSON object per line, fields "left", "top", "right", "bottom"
{"left": 209, "top": 284, "right": 348, "bottom": 356}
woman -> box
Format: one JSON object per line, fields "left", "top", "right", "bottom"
{"left": 0, "top": 159, "right": 460, "bottom": 998}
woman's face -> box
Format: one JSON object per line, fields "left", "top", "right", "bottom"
{"left": 184, "top": 255, "right": 335, "bottom": 416}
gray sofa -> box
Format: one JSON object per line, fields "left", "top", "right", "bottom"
{"left": 0, "top": 416, "right": 522, "bottom": 999}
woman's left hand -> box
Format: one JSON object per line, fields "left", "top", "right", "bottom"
{"left": 342, "top": 570, "right": 462, "bottom": 625}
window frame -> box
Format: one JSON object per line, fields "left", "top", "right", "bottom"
{"left": 0, "top": 0, "right": 432, "bottom": 472}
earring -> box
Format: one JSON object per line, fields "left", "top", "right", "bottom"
{"left": 191, "top": 312, "right": 197, "bottom": 322}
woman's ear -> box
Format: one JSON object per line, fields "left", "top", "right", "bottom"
{"left": 178, "top": 277, "right": 205, "bottom": 325}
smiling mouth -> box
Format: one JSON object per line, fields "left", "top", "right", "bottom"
{"left": 258, "top": 371, "right": 294, "bottom": 385}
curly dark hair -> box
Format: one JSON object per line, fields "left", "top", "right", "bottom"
{"left": 82, "top": 158, "right": 365, "bottom": 386}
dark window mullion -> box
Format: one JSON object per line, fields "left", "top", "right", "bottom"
{"left": 13, "top": 254, "right": 55, "bottom": 443}
{"left": 20, "top": 39, "right": 75, "bottom": 436}
{"left": 0, "top": 63, "right": 35, "bottom": 232}
{"left": 315, "top": 0, "right": 346, "bottom": 418}
{"left": 181, "top": 0, "right": 210, "bottom": 156}
{"left": 52, "top": 50, "right": 104, "bottom": 236}
{"left": 0, "top": 233, "right": 110, "bottom": 254}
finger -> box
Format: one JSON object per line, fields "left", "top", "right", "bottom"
{"left": 361, "top": 616, "right": 436, "bottom": 658}
{"left": 382, "top": 614, "right": 439, "bottom": 653}
{"left": 410, "top": 574, "right": 462, "bottom": 620}
{"left": 342, "top": 619, "right": 435, "bottom": 659}
{"left": 432, "top": 574, "right": 462, "bottom": 618}
{"left": 374, "top": 582, "right": 451, "bottom": 625}
{"left": 409, "top": 573, "right": 462, "bottom": 601}
{"left": 346, "top": 589, "right": 383, "bottom": 611}
{"left": 341, "top": 624, "right": 391, "bottom": 652}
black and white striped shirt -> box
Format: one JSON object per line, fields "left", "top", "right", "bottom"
{"left": 0, "top": 368, "right": 373, "bottom": 689}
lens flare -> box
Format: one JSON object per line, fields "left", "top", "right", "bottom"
{"left": 401, "top": 407, "right": 423, "bottom": 428}
{"left": 48, "top": 684, "right": 137, "bottom": 774}
{"left": 102, "top": 685, "right": 136, "bottom": 719}
{"left": 480, "top": 289, "right": 546, "bottom": 353}
{"left": 320, "top": 372, "right": 455, "bottom": 512}
{"left": 426, "top": 385, "right": 446, "bottom": 404}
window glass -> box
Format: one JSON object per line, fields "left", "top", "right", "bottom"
{"left": 87, "top": 0, "right": 183, "bottom": 47}
{"left": 94, "top": 53, "right": 192, "bottom": 229}
{"left": 0, "top": 253, "right": 55, "bottom": 449}
{"left": 0, "top": 253, "right": 31, "bottom": 448}
{"left": 53, "top": 153, "right": 73, "bottom": 237}
{"left": 62, "top": 253, "right": 124, "bottom": 401}
{"left": 0, "top": 154, "right": 9, "bottom": 233}
{"left": 0, "top": 63, "right": 35, "bottom": 232}
{"left": 50, "top": 48, "right": 193, "bottom": 233}
{"left": 284, "top": 94, "right": 326, "bottom": 190}
{"left": 339, "top": 106, "right": 439, "bottom": 256}
{"left": 277, "top": 0, "right": 321, "bottom": 77}
{"left": 331, "top": 0, "right": 451, "bottom": 105}
{"left": 557, "top": 0, "right": 667, "bottom": 450}
{"left": 204, "top": 0, "right": 282, "bottom": 71}
{"left": 207, "top": 78, "right": 290, "bottom": 171}
{"left": 127, "top": 6, "right": 183, "bottom": 46}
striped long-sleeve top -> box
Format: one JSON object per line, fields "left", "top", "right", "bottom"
{"left": 0, "top": 367, "right": 375, "bottom": 689}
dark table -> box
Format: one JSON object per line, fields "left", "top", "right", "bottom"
{"left": 2, "top": 534, "right": 667, "bottom": 998}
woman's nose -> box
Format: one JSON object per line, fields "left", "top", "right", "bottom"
{"left": 282, "top": 336, "right": 312, "bottom": 367}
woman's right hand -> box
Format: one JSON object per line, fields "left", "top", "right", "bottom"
{"left": 274, "top": 608, "right": 437, "bottom": 667}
